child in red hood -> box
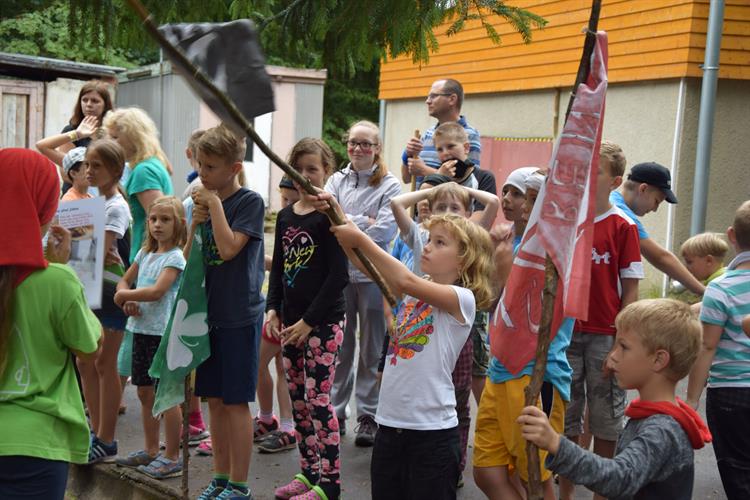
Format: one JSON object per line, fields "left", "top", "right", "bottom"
{"left": 518, "top": 298, "right": 711, "bottom": 500}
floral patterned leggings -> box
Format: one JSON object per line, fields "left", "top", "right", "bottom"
{"left": 283, "top": 320, "right": 344, "bottom": 492}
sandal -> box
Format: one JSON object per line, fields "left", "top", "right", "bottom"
{"left": 137, "top": 455, "right": 183, "bottom": 479}
{"left": 115, "top": 450, "right": 157, "bottom": 468}
{"left": 274, "top": 473, "right": 312, "bottom": 499}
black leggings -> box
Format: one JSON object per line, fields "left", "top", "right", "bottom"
{"left": 0, "top": 456, "right": 69, "bottom": 500}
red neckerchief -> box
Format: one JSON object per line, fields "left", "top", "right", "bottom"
{"left": 625, "top": 397, "right": 712, "bottom": 449}
{"left": 0, "top": 149, "right": 60, "bottom": 287}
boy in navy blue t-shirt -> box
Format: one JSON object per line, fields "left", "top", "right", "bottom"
{"left": 190, "top": 124, "right": 265, "bottom": 499}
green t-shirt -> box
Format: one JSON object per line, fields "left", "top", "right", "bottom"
{"left": 124, "top": 157, "right": 174, "bottom": 262}
{"left": 0, "top": 264, "right": 101, "bottom": 464}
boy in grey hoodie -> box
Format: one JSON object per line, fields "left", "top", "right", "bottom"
{"left": 518, "top": 299, "right": 711, "bottom": 500}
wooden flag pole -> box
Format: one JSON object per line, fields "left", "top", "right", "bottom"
{"left": 125, "top": 0, "right": 398, "bottom": 308}
{"left": 181, "top": 376, "right": 191, "bottom": 500}
{"left": 409, "top": 129, "right": 420, "bottom": 218}
{"left": 523, "top": 1, "right": 602, "bottom": 498}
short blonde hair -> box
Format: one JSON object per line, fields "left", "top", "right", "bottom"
{"left": 428, "top": 182, "right": 471, "bottom": 212}
{"left": 615, "top": 299, "right": 702, "bottom": 381}
{"left": 680, "top": 232, "right": 729, "bottom": 260}
{"left": 103, "top": 107, "right": 170, "bottom": 171}
{"left": 600, "top": 140, "right": 626, "bottom": 177}
{"left": 143, "top": 196, "right": 187, "bottom": 253}
{"left": 197, "top": 124, "right": 247, "bottom": 164}
{"left": 433, "top": 122, "right": 468, "bottom": 146}
{"left": 423, "top": 214, "right": 497, "bottom": 310}
{"left": 187, "top": 129, "right": 206, "bottom": 156}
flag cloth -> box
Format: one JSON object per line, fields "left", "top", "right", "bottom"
{"left": 158, "top": 20, "right": 275, "bottom": 134}
{"left": 490, "top": 32, "right": 609, "bottom": 375}
{"left": 150, "top": 227, "right": 210, "bottom": 417}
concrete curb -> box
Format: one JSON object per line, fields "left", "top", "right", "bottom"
{"left": 67, "top": 463, "right": 182, "bottom": 500}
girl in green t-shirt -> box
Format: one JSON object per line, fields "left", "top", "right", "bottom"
{"left": 0, "top": 149, "right": 101, "bottom": 499}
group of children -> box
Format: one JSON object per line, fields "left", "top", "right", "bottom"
{"left": 2, "top": 103, "right": 749, "bottom": 500}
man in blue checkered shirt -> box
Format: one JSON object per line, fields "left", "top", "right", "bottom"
{"left": 401, "top": 79, "right": 486, "bottom": 191}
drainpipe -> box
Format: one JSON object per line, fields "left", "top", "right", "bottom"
{"left": 378, "top": 99, "right": 386, "bottom": 136}
{"left": 690, "top": 0, "right": 725, "bottom": 235}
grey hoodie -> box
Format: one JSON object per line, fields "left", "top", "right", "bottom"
{"left": 325, "top": 163, "right": 402, "bottom": 283}
{"left": 547, "top": 414, "right": 695, "bottom": 500}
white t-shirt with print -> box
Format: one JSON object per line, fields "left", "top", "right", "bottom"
{"left": 376, "top": 285, "right": 476, "bottom": 430}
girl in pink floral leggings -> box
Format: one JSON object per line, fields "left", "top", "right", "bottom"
{"left": 266, "top": 138, "right": 349, "bottom": 500}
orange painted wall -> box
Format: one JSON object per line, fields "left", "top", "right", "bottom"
{"left": 379, "top": 0, "right": 750, "bottom": 100}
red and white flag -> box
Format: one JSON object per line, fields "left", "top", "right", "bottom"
{"left": 490, "top": 32, "right": 609, "bottom": 375}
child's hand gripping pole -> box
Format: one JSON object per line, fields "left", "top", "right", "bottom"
{"left": 125, "top": 0, "right": 397, "bottom": 308}
{"left": 409, "top": 129, "right": 420, "bottom": 219}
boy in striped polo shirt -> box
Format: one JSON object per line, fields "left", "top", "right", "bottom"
{"left": 687, "top": 199, "right": 750, "bottom": 499}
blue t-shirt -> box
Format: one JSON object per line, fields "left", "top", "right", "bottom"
{"left": 203, "top": 187, "right": 265, "bottom": 328}
{"left": 126, "top": 248, "right": 186, "bottom": 335}
{"left": 610, "top": 191, "right": 648, "bottom": 240}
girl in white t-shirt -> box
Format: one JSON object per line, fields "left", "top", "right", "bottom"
{"left": 76, "top": 138, "right": 132, "bottom": 464}
{"left": 313, "top": 192, "right": 497, "bottom": 500}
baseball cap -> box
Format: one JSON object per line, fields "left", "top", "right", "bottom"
{"left": 503, "top": 166, "right": 539, "bottom": 195}
{"left": 63, "top": 147, "right": 87, "bottom": 175}
{"left": 628, "top": 162, "right": 678, "bottom": 204}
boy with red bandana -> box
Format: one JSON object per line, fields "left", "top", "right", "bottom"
{"left": 519, "top": 299, "right": 711, "bottom": 500}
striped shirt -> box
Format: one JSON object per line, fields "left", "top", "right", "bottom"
{"left": 402, "top": 115, "right": 482, "bottom": 186}
{"left": 700, "top": 268, "right": 750, "bottom": 387}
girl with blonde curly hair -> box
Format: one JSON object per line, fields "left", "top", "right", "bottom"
{"left": 312, "top": 192, "right": 497, "bottom": 500}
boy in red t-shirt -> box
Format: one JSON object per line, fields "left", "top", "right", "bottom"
{"left": 559, "top": 141, "right": 644, "bottom": 500}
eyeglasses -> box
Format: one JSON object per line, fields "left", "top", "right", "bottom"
{"left": 426, "top": 92, "right": 453, "bottom": 101}
{"left": 347, "top": 140, "right": 377, "bottom": 151}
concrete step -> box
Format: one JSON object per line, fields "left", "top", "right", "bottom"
{"left": 67, "top": 463, "right": 182, "bottom": 500}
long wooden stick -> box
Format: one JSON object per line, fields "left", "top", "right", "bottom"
{"left": 409, "top": 129, "right": 420, "bottom": 218}
{"left": 125, "top": 0, "right": 397, "bottom": 308}
{"left": 523, "top": 1, "right": 602, "bottom": 498}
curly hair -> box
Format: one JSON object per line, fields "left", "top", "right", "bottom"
{"left": 424, "top": 214, "right": 498, "bottom": 310}
{"left": 103, "top": 107, "right": 171, "bottom": 174}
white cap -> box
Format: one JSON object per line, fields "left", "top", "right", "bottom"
{"left": 503, "top": 166, "right": 539, "bottom": 195}
{"left": 62, "top": 147, "right": 87, "bottom": 175}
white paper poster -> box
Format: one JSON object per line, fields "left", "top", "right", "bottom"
{"left": 53, "top": 197, "right": 106, "bottom": 309}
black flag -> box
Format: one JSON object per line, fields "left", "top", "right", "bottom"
{"left": 159, "top": 20, "right": 275, "bottom": 132}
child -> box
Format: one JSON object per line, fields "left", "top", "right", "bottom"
{"left": 113, "top": 196, "right": 186, "bottom": 478}
{"left": 190, "top": 124, "right": 266, "bottom": 500}
{"left": 76, "top": 139, "right": 133, "bottom": 463}
{"left": 680, "top": 232, "right": 728, "bottom": 285}
{"left": 267, "top": 138, "right": 349, "bottom": 500}
{"left": 254, "top": 176, "right": 300, "bottom": 454}
{"left": 687, "top": 200, "right": 750, "bottom": 499}
{"left": 433, "top": 122, "right": 479, "bottom": 191}
{"left": 473, "top": 169, "right": 573, "bottom": 500}
{"left": 324, "top": 120, "right": 401, "bottom": 445}
{"left": 182, "top": 129, "right": 206, "bottom": 200}
{"left": 0, "top": 149, "right": 101, "bottom": 499}
{"left": 315, "top": 190, "right": 497, "bottom": 500}
{"left": 61, "top": 147, "right": 93, "bottom": 201}
{"left": 559, "top": 141, "right": 644, "bottom": 500}
{"left": 520, "top": 299, "right": 710, "bottom": 499}
{"left": 500, "top": 167, "right": 539, "bottom": 247}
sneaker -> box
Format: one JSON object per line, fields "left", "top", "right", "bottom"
{"left": 354, "top": 415, "right": 377, "bottom": 447}
{"left": 137, "top": 455, "right": 183, "bottom": 479}
{"left": 189, "top": 424, "right": 210, "bottom": 445}
{"left": 198, "top": 479, "right": 226, "bottom": 500}
{"left": 115, "top": 450, "right": 157, "bottom": 468}
{"left": 290, "top": 486, "right": 329, "bottom": 500}
{"left": 257, "top": 430, "right": 297, "bottom": 453}
{"left": 274, "top": 474, "right": 313, "bottom": 499}
{"left": 253, "top": 415, "right": 279, "bottom": 442}
{"left": 88, "top": 435, "right": 118, "bottom": 464}
{"left": 196, "top": 437, "right": 213, "bottom": 456}
{"left": 216, "top": 484, "right": 254, "bottom": 499}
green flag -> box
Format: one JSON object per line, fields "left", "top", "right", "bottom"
{"left": 150, "top": 226, "right": 210, "bottom": 417}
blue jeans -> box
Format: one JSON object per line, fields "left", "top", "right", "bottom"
{"left": 0, "top": 456, "right": 69, "bottom": 499}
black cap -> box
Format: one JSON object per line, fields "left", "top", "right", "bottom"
{"left": 422, "top": 173, "right": 452, "bottom": 187}
{"left": 278, "top": 176, "right": 295, "bottom": 190}
{"left": 628, "top": 162, "right": 677, "bottom": 204}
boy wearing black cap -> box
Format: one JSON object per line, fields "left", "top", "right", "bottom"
{"left": 610, "top": 161, "right": 705, "bottom": 295}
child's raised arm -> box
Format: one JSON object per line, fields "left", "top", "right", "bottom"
{"left": 463, "top": 186, "right": 499, "bottom": 230}
{"left": 390, "top": 189, "right": 432, "bottom": 237}
{"left": 317, "top": 192, "right": 465, "bottom": 320}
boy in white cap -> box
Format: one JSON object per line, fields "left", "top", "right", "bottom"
{"left": 61, "top": 147, "right": 93, "bottom": 202}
